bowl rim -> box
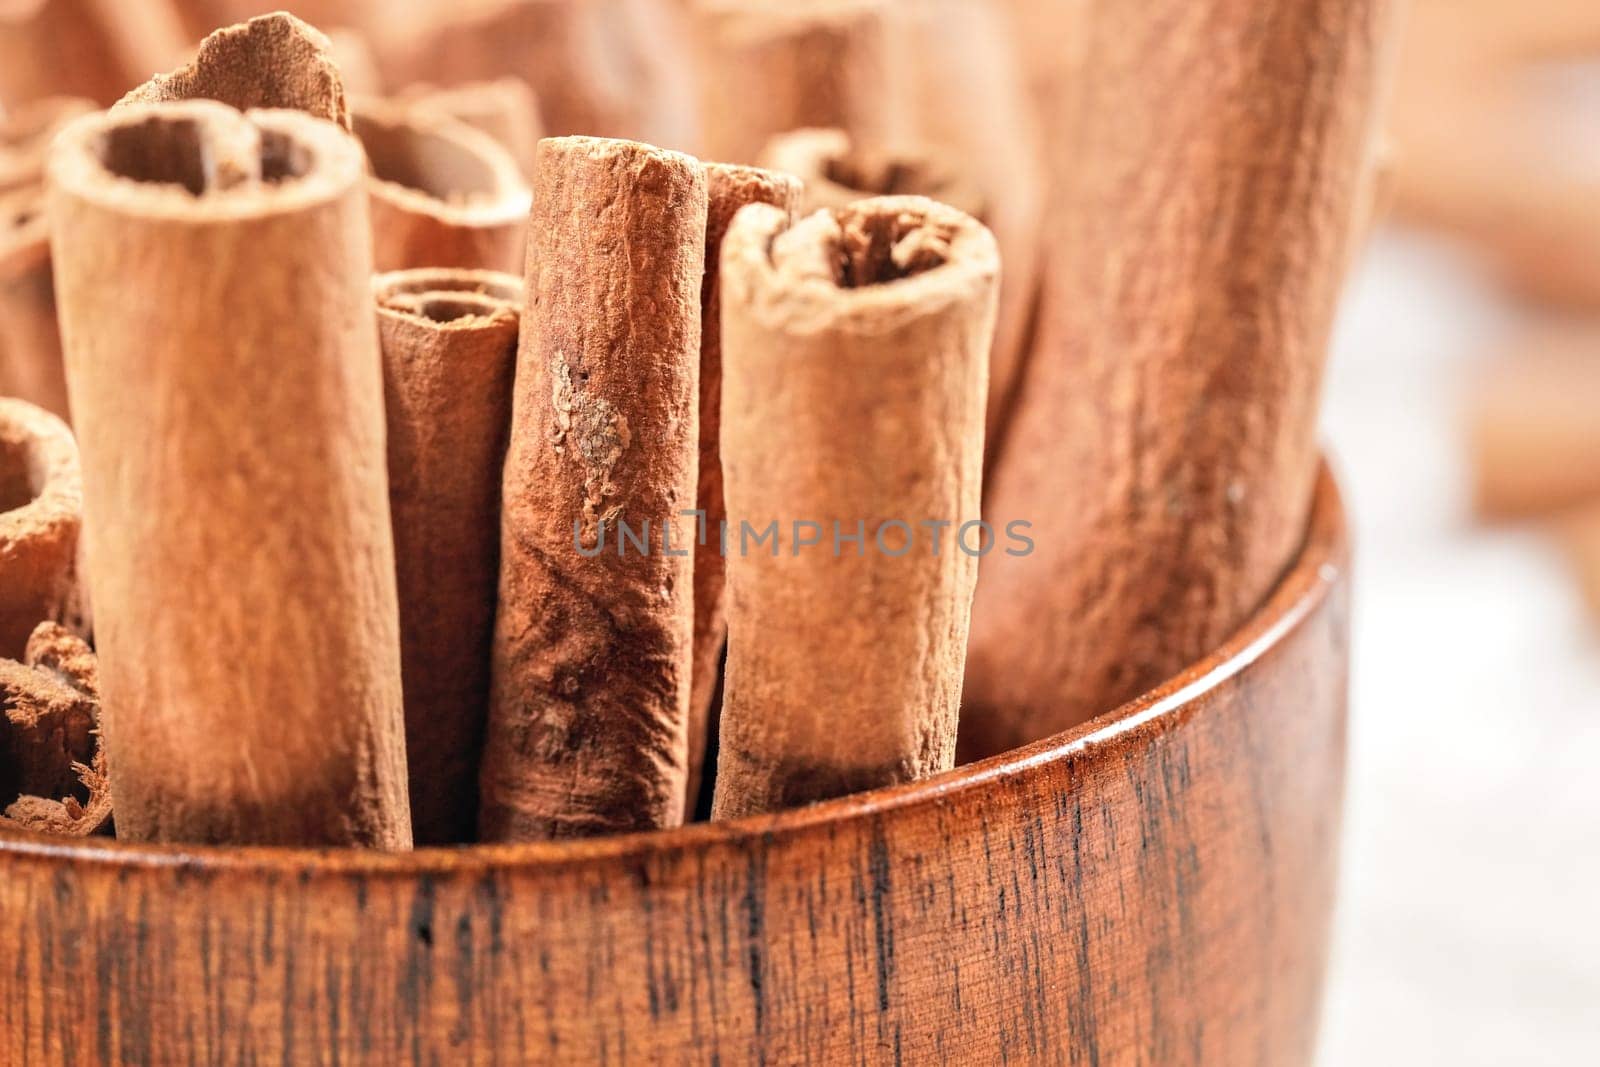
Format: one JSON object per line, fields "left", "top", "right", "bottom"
{"left": 0, "top": 464, "right": 1348, "bottom": 875}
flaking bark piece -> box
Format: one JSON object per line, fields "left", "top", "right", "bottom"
{"left": 0, "top": 622, "right": 110, "bottom": 837}
{"left": 118, "top": 13, "right": 352, "bottom": 131}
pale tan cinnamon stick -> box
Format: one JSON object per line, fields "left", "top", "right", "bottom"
{"left": 479, "top": 136, "right": 706, "bottom": 841}
{"left": 688, "top": 0, "right": 906, "bottom": 165}
{"left": 711, "top": 196, "right": 997, "bottom": 819}
{"left": 380, "top": 0, "right": 698, "bottom": 149}
{"left": 398, "top": 79, "right": 543, "bottom": 178}
{"left": 118, "top": 12, "right": 352, "bottom": 130}
{"left": 0, "top": 622, "right": 110, "bottom": 837}
{"left": 0, "top": 188, "right": 71, "bottom": 421}
{"left": 1469, "top": 334, "right": 1600, "bottom": 520}
{"left": 962, "top": 0, "right": 1398, "bottom": 756}
{"left": 48, "top": 101, "right": 412, "bottom": 847}
{"left": 0, "top": 0, "right": 187, "bottom": 108}
{"left": 0, "top": 398, "right": 84, "bottom": 660}
{"left": 374, "top": 268, "right": 522, "bottom": 845}
{"left": 352, "top": 97, "right": 531, "bottom": 274}
{"left": 758, "top": 128, "right": 984, "bottom": 219}
{"left": 683, "top": 162, "right": 801, "bottom": 819}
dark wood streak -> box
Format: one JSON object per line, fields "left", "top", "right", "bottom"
{"left": 0, "top": 470, "right": 1349, "bottom": 1065}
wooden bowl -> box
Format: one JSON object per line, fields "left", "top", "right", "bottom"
{"left": 0, "top": 466, "right": 1350, "bottom": 1065}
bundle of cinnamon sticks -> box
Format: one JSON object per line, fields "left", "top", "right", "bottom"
{"left": 0, "top": 1, "right": 1396, "bottom": 847}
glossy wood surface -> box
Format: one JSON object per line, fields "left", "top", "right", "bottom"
{"left": 0, "top": 467, "right": 1351, "bottom": 1066}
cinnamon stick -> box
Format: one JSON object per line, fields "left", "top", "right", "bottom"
{"left": 962, "top": 0, "right": 1398, "bottom": 755}
{"left": 118, "top": 12, "right": 352, "bottom": 130}
{"left": 688, "top": 0, "right": 906, "bottom": 165}
{"left": 0, "top": 187, "right": 71, "bottom": 421}
{"left": 0, "top": 398, "right": 84, "bottom": 661}
{"left": 885, "top": 0, "right": 1045, "bottom": 461}
{"left": 1469, "top": 334, "right": 1600, "bottom": 520}
{"left": 711, "top": 196, "right": 997, "bottom": 819}
{"left": 398, "top": 79, "right": 544, "bottom": 178}
{"left": 683, "top": 162, "right": 801, "bottom": 819}
{"left": 380, "top": 0, "right": 698, "bottom": 150}
{"left": 479, "top": 136, "right": 706, "bottom": 840}
{"left": 374, "top": 267, "right": 522, "bottom": 844}
{"left": 758, "top": 128, "right": 984, "bottom": 218}
{"left": 0, "top": 622, "right": 110, "bottom": 837}
{"left": 0, "top": 0, "right": 186, "bottom": 108}
{"left": 48, "top": 100, "right": 412, "bottom": 847}
{"left": 0, "top": 96, "right": 97, "bottom": 193}
{"left": 352, "top": 97, "right": 531, "bottom": 274}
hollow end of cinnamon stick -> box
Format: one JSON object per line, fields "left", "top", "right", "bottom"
{"left": 397, "top": 79, "right": 543, "bottom": 178}
{"left": 759, "top": 127, "right": 987, "bottom": 221}
{"left": 373, "top": 267, "right": 521, "bottom": 846}
{"left": 352, "top": 98, "right": 531, "bottom": 274}
{"left": 48, "top": 101, "right": 411, "bottom": 848}
{"left": 0, "top": 399, "right": 84, "bottom": 661}
{"left": 710, "top": 195, "right": 997, "bottom": 820}
{"left": 118, "top": 12, "right": 352, "bottom": 131}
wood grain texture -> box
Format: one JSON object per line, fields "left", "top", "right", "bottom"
{"left": 0, "top": 466, "right": 1349, "bottom": 1065}
{"left": 963, "top": 0, "right": 1395, "bottom": 756}
{"left": 48, "top": 102, "right": 412, "bottom": 848}
{"left": 0, "top": 399, "right": 83, "bottom": 661}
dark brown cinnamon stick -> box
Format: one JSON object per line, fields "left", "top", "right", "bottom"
{"left": 374, "top": 268, "right": 522, "bottom": 844}
{"left": 0, "top": 622, "right": 109, "bottom": 837}
{"left": 48, "top": 101, "right": 411, "bottom": 847}
{"left": 962, "top": 0, "right": 1398, "bottom": 755}
{"left": 479, "top": 136, "right": 706, "bottom": 840}
{"left": 0, "top": 398, "right": 84, "bottom": 661}
{"left": 683, "top": 162, "right": 801, "bottom": 819}
{"left": 711, "top": 197, "right": 998, "bottom": 818}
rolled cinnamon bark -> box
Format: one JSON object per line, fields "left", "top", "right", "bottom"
{"left": 48, "top": 100, "right": 412, "bottom": 847}
{"left": 711, "top": 196, "right": 997, "bottom": 819}
{"left": 759, "top": 128, "right": 984, "bottom": 218}
{"left": 118, "top": 12, "right": 352, "bottom": 130}
{"left": 1469, "top": 334, "right": 1600, "bottom": 520}
{"left": 0, "top": 188, "right": 71, "bottom": 421}
{"left": 479, "top": 136, "right": 706, "bottom": 840}
{"left": 352, "top": 97, "right": 531, "bottom": 274}
{"left": 0, "top": 0, "right": 186, "bottom": 108}
{"left": 962, "top": 0, "right": 1398, "bottom": 755}
{"left": 683, "top": 162, "right": 801, "bottom": 819}
{"left": 374, "top": 268, "right": 521, "bottom": 845}
{"left": 398, "top": 79, "right": 543, "bottom": 178}
{"left": 0, "top": 621, "right": 110, "bottom": 837}
{"left": 688, "top": 0, "right": 906, "bottom": 165}
{"left": 0, "top": 398, "right": 83, "bottom": 660}
{"left": 380, "top": 0, "right": 698, "bottom": 150}
{"left": 885, "top": 0, "right": 1045, "bottom": 461}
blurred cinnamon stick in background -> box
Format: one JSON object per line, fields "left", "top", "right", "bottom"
{"left": 479, "top": 136, "right": 706, "bottom": 840}
{"left": 682, "top": 161, "right": 801, "bottom": 818}
{"left": 375, "top": 268, "right": 521, "bottom": 845}
{"left": 351, "top": 97, "right": 531, "bottom": 273}
{"left": 397, "top": 78, "right": 543, "bottom": 177}
{"left": 49, "top": 101, "right": 411, "bottom": 847}
{"left": 963, "top": 0, "right": 1398, "bottom": 754}
{"left": 0, "top": 0, "right": 186, "bottom": 108}
{"left": 712, "top": 197, "right": 997, "bottom": 818}
{"left": 688, "top": 0, "right": 905, "bottom": 165}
